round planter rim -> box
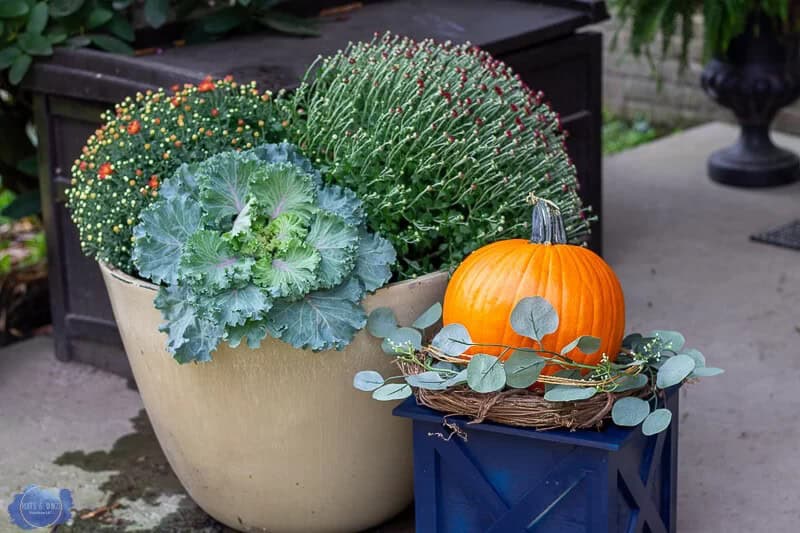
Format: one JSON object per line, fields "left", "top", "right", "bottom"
{"left": 98, "top": 260, "right": 450, "bottom": 293}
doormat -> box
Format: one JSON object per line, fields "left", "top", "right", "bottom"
{"left": 751, "top": 220, "right": 800, "bottom": 251}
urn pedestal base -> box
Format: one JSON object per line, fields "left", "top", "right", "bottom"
{"left": 708, "top": 126, "right": 800, "bottom": 187}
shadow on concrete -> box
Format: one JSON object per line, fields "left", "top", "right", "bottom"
{"left": 53, "top": 409, "right": 231, "bottom": 532}
{"left": 52, "top": 409, "right": 412, "bottom": 532}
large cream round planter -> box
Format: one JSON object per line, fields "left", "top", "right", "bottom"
{"left": 100, "top": 262, "right": 448, "bottom": 533}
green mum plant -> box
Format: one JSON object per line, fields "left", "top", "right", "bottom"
{"left": 355, "top": 297, "right": 723, "bottom": 435}
{"left": 132, "top": 143, "right": 396, "bottom": 362}
{"left": 67, "top": 77, "right": 285, "bottom": 275}
{"left": 284, "top": 32, "right": 592, "bottom": 278}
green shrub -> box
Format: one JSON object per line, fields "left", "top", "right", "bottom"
{"left": 285, "top": 33, "right": 592, "bottom": 278}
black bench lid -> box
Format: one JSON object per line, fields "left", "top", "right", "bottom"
{"left": 25, "top": 0, "right": 606, "bottom": 103}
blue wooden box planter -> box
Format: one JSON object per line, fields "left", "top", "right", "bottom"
{"left": 393, "top": 390, "right": 678, "bottom": 533}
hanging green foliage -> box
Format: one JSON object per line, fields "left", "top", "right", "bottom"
{"left": 609, "top": 0, "right": 795, "bottom": 73}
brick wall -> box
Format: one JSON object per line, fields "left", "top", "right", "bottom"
{"left": 595, "top": 18, "right": 800, "bottom": 135}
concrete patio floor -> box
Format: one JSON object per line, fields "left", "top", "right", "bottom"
{"left": 1, "top": 121, "right": 799, "bottom": 532}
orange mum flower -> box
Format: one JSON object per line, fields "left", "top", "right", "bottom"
{"left": 198, "top": 77, "right": 216, "bottom": 92}
{"left": 98, "top": 162, "right": 113, "bottom": 180}
{"left": 126, "top": 120, "right": 141, "bottom": 135}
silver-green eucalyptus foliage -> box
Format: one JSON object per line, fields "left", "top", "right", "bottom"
{"left": 355, "top": 297, "right": 723, "bottom": 436}
{"left": 133, "top": 143, "right": 396, "bottom": 362}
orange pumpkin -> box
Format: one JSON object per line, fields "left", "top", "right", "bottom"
{"left": 442, "top": 195, "right": 625, "bottom": 375}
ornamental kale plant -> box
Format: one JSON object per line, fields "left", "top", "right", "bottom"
{"left": 132, "top": 142, "right": 396, "bottom": 362}
{"left": 284, "top": 32, "right": 592, "bottom": 278}
{"left": 67, "top": 77, "right": 285, "bottom": 274}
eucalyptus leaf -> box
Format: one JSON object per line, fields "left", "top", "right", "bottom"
{"left": 412, "top": 302, "right": 442, "bottom": 330}
{"left": 611, "top": 397, "right": 651, "bottom": 427}
{"left": 510, "top": 296, "right": 559, "bottom": 342}
{"left": 431, "top": 323, "right": 472, "bottom": 357}
{"left": 691, "top": 367, "right": 724, "bottom": 377}
{"left": 381, "top": 327, "right": 422, "bottom": 354}
{"left": 444, "top": 369, "right": 468, "bottom": 387}
{"left": 651, "top": 330, "right": 686, "bottom": 351}
{"left": 561, "top": 335, "right": 602, "bottom": 356}
{"left": 642, "top": 408, "right": 672, "bottom": 436}
{"left": 353, "top": 370, "right": 384, "bottom": 392}
{"left": 683, "top": 348, "right": 706, "bottom": 368}
{"left": 372, "top": 383, "right": 412, "bottom": 401}
{"left": 612, "top": 373, "right": 649, "bottom": 392}
{"left": 366, "top": 307, "right": 397, "bottom": 338}
{"left": 405, "top": 371, "right": 448, "bottom": 390}
{"left": 544, "top": 385, "right": 597, "bottom": 402}
{"left": 467, "top": 354, "right": 506, "bottom": 393}
{"left": 504, "top": 350, "right": 546, "bottom": 388}
{"left": 656, "top": 353, "right": 695, "bottom": 389}
{"left": 432, "top": 361, "right": 460, "bottom": 373}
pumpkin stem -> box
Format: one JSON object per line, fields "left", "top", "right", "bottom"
{"left": 527, "top": 194, "right": 567, "bottom": 245}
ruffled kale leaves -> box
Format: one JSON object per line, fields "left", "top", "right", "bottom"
{"left": 267, "top": 277, "right": 367, "bottom": 351}
{"left": 134, "top": 143, "right": 396, "bottom": 363}
{"left": 253, "top": 242, "right": 321, "bottom": 299}
{"left": 132, "top": 192, "right": 201, "bottom": 285}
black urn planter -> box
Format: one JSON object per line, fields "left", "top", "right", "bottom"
{"left": 701, "top": 16, "right": 800, "bottom": 187}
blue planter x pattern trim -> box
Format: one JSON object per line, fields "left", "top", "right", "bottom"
{"left": 395, "top": 389, "right": 679, "bottom": 533}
